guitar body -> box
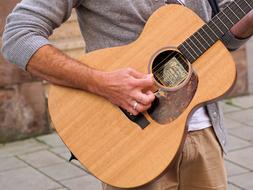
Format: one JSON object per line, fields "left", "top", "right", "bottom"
{"left": 48, "top": 5, "right": 236, "bottom": 188}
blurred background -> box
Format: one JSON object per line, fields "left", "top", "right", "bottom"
{"left": 0, "top": 1, "right": 253, "bottom": 190}
{"left": 0, "top": 0, "right": 85, "bottom": 142}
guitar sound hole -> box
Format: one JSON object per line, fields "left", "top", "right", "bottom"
{"left": 151, "top": 50, "right": 191, "bottom": 90}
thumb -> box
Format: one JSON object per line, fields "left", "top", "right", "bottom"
{"left": 128, "top": 69, "right": 148, "bottom": 79}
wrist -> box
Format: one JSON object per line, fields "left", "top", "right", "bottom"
{"left": 86, "top": 69, "right": 108, "bottom": 96}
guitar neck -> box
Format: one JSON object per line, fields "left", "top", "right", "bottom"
{"left": 178, "top": 0, "right": 253, "bottom": 63}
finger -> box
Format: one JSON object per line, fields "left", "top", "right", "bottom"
{"left": 127, "top": 106, "right": 139, "bottom": 116}
{"left": 135, "top": 91, "right": 155, "bottom": 105}
{"left": 145, "top": 90, "right": 156, "bottom": 98}
{"left": 131, "top": 101, "right": 152, "bottom": 113}
{"left": 134, "top": 75, "right": 154, "bottom": 89}
{"left": 128, "top": 69, "right": 148, "bottom": 79}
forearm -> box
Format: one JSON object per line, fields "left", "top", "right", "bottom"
{"left": 27, "top": 45, "right": 155, "bottom": 115}
{"left": 27, "top": 45, "right": 104, "bottom": 95}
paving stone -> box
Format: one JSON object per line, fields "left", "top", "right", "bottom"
{"left": 0, "top": 156, "right": 27, "bottom": 172}
{"left": 245, "top": 120, "right": 253, "bottom": 127}
{"left": 0, "top": 167, "right": 61, "bottom": 190}
{"left": 220, "top": 101, "right": 241, "bottom": 113}
{"left": 227, "top": 183, "right": 242, "bottom": 190}
{"left": 225, "top": 109, "right": 253, "bottom": 124}
{"left": 70, "top": 160, "right": 90, "bottom": 175}
{"left": 19, "top": 150, "right": 65, "bottom": 168}
{"left": 224, "top": 117, "right": 244, "bottom": 129}
{"left": 230, "top": 95, "right": 253, "bottom": 109}
{"left": 58, "top": 151, "right": 71, "bottom": 161}
{"left": 0, "top": 139, "right": 48, "bottom": 158}
{"left": 55, "top": 151, "right": 91, "bottom": 174}
{"left": 227, "top": 147, "right": 253, "bottom": 170}
{"left": 50, "top": 146, "right": 70, "bottom": 155}
{"left": 229, "top": 172, "right": 253, "bottom": 190}
{"left": 229, "top": 126, "right": 253, "bottom": 142}
{"left": 227, "top": 135, "right": 252, "bottom": 151}
{"left": 37, "top": 133, "right": 65, "bottom": 147}
{"left": 225, "top": 160, "right": 249, "bottom": 177}
{"left": 61, "top": 175, "right": 102, "bottom": 190}
{"left": 39, "top": 162, "right": 85, "bottom": 181}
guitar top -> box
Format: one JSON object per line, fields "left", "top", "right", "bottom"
{"left": 48, "top": 0, "right": 252, "bottom": 188}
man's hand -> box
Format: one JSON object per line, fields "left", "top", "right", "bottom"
{"left": 27, "top": 45, "right": 155, "bottom": 115}
{"left": 231, "top": 10, "right": 253, "bottom": 39}
{"left": 98, "top": 68, "right": 155, "bottom": 115}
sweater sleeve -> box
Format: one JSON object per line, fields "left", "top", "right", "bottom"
{"left": 1, "top": 0, "right": 80, "bottom": 70}
{"left": 217, "top": 0, "right": 251, "bottom": 50}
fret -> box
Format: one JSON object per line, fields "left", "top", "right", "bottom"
{"left": 209, "top": 12, "right": 233, "bottom": 36}
{"left": 178, "top": 0, "right": 253, "bottom": 63}
{"left": 184, "top": 41, "right": 199, "bottom": 57}
{"left": 209, "top": 20, "right": 224, "bottom": 36}
{"left": 234, "top": 1, "right": 246, "bottom": 14}
{"left": 220, "top": 8, "right": 236, "bottom": 27}
{"left": 230, "top": 1, "right": 245, "bottom": 19}
{"left": 216, "top": 16, "right": 229, "bottom": 30}
{"left": 191, "top": 34, "right": 206, "bottom": 52}
{"left": 203, "top": 25, "right": 218, "bottom": 41}
{"left": 200, "top": 27, "right": 215, "bottom": 43}
{"left": 198, "top": 28, "right": 213, "bottom": 45}
{"left": 181, "top": 45, "right": 195, "bottom": 60}
{"left": 227, "top": 5, "right": 240, "bottom": 21}
{"left": 179, "top": 44, "right": 196, "bottom": 62}
{"left": 245, "top": 0, "right": 252, "bottom": 9}
{"left": 195, "top": 31, "right": 211, "bottom": 47}
{"left": 241, "top": 0, "right": 253, "bottom": 12}
{"left": 188, "top": 38, "right": 203, "bottom": 55}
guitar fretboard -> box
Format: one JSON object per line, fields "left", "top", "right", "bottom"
{"left": 178, "top": 0, "right": 253, "bottom": 63}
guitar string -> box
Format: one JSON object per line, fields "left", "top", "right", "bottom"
{"left": 151, "top": 1, "right": 245, "bottom": 76}
{"left": 151, "top": 0, "right": 251, "bottom": 79}
{"left": 149, "top": 0, "right": 251, "bottom": 84}
{"left": 150, "top": 1, "right": 241, "bottom": 73}
{"left": 154, "top": 0, "right": 251, "bottom": 72}
{"left": 154, "top": 53, "right": 192, "bottom": 85}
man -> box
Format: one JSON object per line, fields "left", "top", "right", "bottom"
{"left": 2, "top": 0, "right": 253, "bottom": 189}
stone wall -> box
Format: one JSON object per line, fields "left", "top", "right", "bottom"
{"left": 0, "top": 0, "right": 51, "bottom": 142}
{"left": 0, "top": 1, "right": 251, "bottom": 142}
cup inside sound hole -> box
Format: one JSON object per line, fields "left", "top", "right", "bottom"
{"left": 149, "top": 48, "right": 192, "bottom": 91}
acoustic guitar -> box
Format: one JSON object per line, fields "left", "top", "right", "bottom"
{"left": 48, "top": 0, "right": 252, "bottom": 188}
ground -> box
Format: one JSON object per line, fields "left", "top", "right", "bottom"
{"left": 0, "top": 95, "right": 253, "bottom": 190}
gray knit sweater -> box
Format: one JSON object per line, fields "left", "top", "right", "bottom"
{"left": 1, "top": 0, "right": 247, "bottom": 70}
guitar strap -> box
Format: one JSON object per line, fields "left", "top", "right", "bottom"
{"left": 207, "top": 0, "right": 220, "bottom": 17}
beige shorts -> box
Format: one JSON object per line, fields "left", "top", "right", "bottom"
{"left": 103, "top": 127, "right": 227, "bottom": 190}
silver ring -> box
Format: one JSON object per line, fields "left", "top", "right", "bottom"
{"left": 133, "top": 101, "right": 138, "bottom": 110}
